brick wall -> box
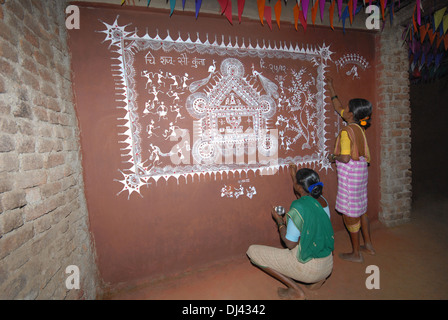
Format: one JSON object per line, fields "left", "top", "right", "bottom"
{"left": 375, "top": 26, "right": 412, "bottom": 227}
{"left": 0, "top": 0, "right": 98, "bottom": 299}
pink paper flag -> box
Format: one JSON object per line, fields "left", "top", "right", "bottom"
{"left": 264, "top": 6, "right": 272, "bottom": 30}
{"left": 238, "top": 0, "right": 245, "bottom": 23}
{"left": 218, "top": 0, "right": 228, "bottom": 14}
{"left": 218, "top": 0, "right": 233, "bottom": 24}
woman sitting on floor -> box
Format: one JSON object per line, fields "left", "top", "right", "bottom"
{"left": 247, "top": 165, "right": 334, "bottom": 300}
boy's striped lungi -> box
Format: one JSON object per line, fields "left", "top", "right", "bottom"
{"left": 335, "top": 157, "right": 368, "bottom": 218}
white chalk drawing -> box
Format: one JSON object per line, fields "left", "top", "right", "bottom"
{"left": 334, "top": 53, "right": 370, "bottom": 80}
{"left": 99, "top": 17, "right": 334, "bottom": 198}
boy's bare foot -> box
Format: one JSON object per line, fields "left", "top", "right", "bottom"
{"left": 339, "top": 252, "right": 364, "bottom": 263}
{"left": 360, "top": 243, "right": 376, "bottom": 255}
{"left": 277, "top": 287, "right": 306, "bottom": 300}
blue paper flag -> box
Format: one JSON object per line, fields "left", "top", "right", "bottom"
{"left": 341, "top": 6, "right": 349, "bottom": 33}
{"left": 195, "top": 0, "right": 202, "bottom": 19}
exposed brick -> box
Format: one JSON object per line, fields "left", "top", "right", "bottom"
{"left": 15, "top": 170, "right": 47, "bottom": 189}
{"left": 0, "top": 208, "right": 24, "bottom": 235}
{"left": 0, "top": 134, "right": 15, "bottom": 152}
{"left": 376, "top": 26, "right": 412, "bottom": 227}
{"left": 0, "top": 0, "right": 98, "bottom": 300}
{"left": 0, "top": 40, "right": 19, "bottom": 63}
{"left": 0, "top": 224, "right": 34, "bottom": 260}
{"left": 1, "top": 190, "right": 26, "bottom": 211}
{"left": 45, "top": 153, "right": 65, "bottom": 169}
{"left": 20, "top": 153, "right": 43, "bottom": 171}
{"left": 0, "top": 77, "right": 4, "bottom": 93}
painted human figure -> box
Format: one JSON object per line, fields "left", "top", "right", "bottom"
{"left": 146, "top": 119, "right": 159, "bottom": 138}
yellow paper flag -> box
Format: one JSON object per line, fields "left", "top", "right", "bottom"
{"left": 443, "top": 14, "right": 448, "bottom": 34}
{"left": 434, "top": 7, "right": 447, "bottom": 30}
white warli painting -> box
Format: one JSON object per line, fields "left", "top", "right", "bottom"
{"left": 99, "top": 17, "right": 335, "bottom": 198}
{"left": 334, "top": 53, "right": 370, "bottom": 80}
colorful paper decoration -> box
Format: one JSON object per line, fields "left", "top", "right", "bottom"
{"left": 120, "top": 0, "right": 428, "bottom": 39}
{"left": 329, "top": 0, "right": 335, "bottom": 30}
{"left": 238, "top": 0, "right": 245, "bottom": 23}
{"left": 434, "top": 7, "right": 447, "bottom": 30}
{"left": 319, "top": 0, "right": 325, "bottom": 21}
{"left": 293, "top": 2, "right": 300, "bottom": 31}
{"left": 195, "top": 0, "right": 202, "bottom": 19}
{"left": 337, "top": 0, "right": 343, "bottom": 18}
{"left": 301, "top": 0, "right": 309, "bottom": 22}
{"left": 169, "top": 0, "right": 175, "bottom": 16}
{"left": 218, "top": 0, "right": 232, "bottom": 24}
{"left": 265, "top": 5, "right": 272, "bottom": 30}
{"left": 257, "top": 0, "right": 265, "bottom": 25}
{"left": 311, "top": 0, "right": 319, "bottom": 25}
{"left": 274, "top": 0, "right": 282, "bottom": 29}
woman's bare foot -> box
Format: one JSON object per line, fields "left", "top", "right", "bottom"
{"left": 360, "top": 243, "right": 376, "bottom": 255}
{"left": 339, "top": 252, "right": 364, "bottom": 263}
{"left": 277, "top": 287, "right": 306, "bottom": 300}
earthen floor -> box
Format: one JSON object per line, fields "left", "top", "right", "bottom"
{"left": 104, "top": 196, "right": 448, "bottom": 300}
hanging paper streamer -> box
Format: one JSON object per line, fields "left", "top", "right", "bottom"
{"left": 379, "top": 0, "right": 385, "bottom": 20}
{"left": 182, "top": 0, "right": 186, "bottom": 10}
{"left": 419, "top": 23, "right": 428, "bottom": 44}
{"left": 337, "top": 0, "right": 343, "bottom": 18}
{"left": 170, "top": 0, "right": 176, "bottom": 17}
{"left": 299, "top": 7, "right": 307, "bottom": 31}
{"left": 238, "top": 0, "right": 245, "bottom": 23}
{"left": 416, "top": 0, "right": 421, "bottom": 25}
{"left": 427, "top": 28, "right": 436, "bottom": 45}
{"left": 329, "top": 0, "right": 335, "bottom": 30}
{"left": 147, "top": 0, "right": 151, "bottom": 7}
{"left": 218, "top": 0, "right": 233, "bottom": 24}
{"left": 434, "top": 7, "right": 447, "bottom": 31}
{"left": 301, "top": 0, "right": 309, "bottom": 22}
{"left": 348, "top": 0, "right": 353, "bottom": 25}
{"left": 195, "top": 0, "right": 202, "bottom": 19}
{"left": 389, "top": 0, "right": 394, "bottom": 25}
{"left": 444, "top": 15, "right": 448, "bottom": 34}
{"left": 293, "top": 2, "right": 300, "bottom": 30}
{"left": 264, "top": 5, "right": 273, "bottom": 30}
{"left": 341, "top": 6, "right": 349, "bottom": 33}
{"left": 274, "top": 0, "right": 282, "bottom": 29}
{"left": 311, "top": 0, "right": 319, "bottom": 25}
{"left": 257, "top": 0, "right": 265, "bottom": 25}
{"left": 319, "top": 0, "right": 325, "bottom": 22}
